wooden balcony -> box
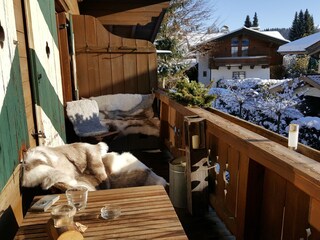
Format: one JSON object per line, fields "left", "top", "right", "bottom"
{"left": 155, "top": 90, "right": 320, "bottom": 240}
{"left": 210, "top": 56, "right": 270, "bottom": 69}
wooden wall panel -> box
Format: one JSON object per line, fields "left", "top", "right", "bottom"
{"left": 123, "top": 38, "right": 138, "bottom": 93}
{"left": 72, "top": 15, "right": 157, "bottom": 98}
{"left": 148, "top": 53, "right": 158, "bottom": 90}
{"left": 76, "top": 54, "right": 90, "bottom": 97}
{"left": 14, "top": 0, "right": 36, "bottom": 149}
{"left": 225, "top": 147, "right": 239, "bottom": 219}
{"left": 235, "top": 153, "right": 250, "bottom": 240}
{"left": 99, "top": 55, "right": 113, "bottom": 95}
{"left": 243, "top": 159, "right": 265, "bottom": 240}
{"left": 283, "top": 182, "right": 310, "bottom": 240}
{"left": 259, "top": 170, "right": 287, "bottom": 240}
{"left": 123, "top": 54, "right": 138, "bottom": 93}
{"left": 137, "top": 54, "right": 150, "bottom": 93}
{"left": 57, "top": 12, "right": 73, "bottom": 104}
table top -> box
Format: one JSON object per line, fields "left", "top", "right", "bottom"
{"left": 15, "top": 185, "right": 187, "bottom": 239}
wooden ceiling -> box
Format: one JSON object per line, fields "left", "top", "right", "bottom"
{"left": 78, "top": 0, "right": 170, "bottom": 42}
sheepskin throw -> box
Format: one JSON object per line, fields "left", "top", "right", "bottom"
{"left": 22, "top": 142, "right": 167, "bottom": 191}
{"left": 90, "top": 94, "right": 160, "bottom": 136}
{"left": 66, "top": 99, "right": 110, "bottom": 137}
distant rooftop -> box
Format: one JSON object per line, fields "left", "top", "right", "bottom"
{"left": 278, "top": 32, "right": 320, "bottom": 55}
{"left": 189, "top": 26, "right": 289, "bottom": 49}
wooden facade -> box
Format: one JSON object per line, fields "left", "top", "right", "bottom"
{"left": 72, "top": 15, "right": 158, "bottom": 97}
{"left": 206, "top": 28, "right": 288, "bottom": 69}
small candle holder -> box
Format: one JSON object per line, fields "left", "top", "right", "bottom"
{"left": 288, "top": 124, "right": 299, "bottom": 150}
{"left": 100, "top": 204, "right": 121, "bottom": 220}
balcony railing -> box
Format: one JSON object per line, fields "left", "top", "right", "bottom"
{"left": 156, "top": 90, "right": 320, "bottom": 240}
{"left": 210, "top": 56, "right": 270, "bottom": 69}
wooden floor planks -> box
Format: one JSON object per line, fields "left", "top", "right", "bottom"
{"left": 133, "top": 149, "right": 235, "bottom": 240}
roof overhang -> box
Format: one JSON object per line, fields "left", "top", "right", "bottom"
{"left": 78, "top": 0, "right": 170, "bottom": 42}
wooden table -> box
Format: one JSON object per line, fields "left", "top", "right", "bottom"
{"left": 15, "top": 185, "right": 187, "bottom": 239}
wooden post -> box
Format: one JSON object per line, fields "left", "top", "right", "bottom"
{"left": 184, "top": 115, "right": 208, "bottom": 216}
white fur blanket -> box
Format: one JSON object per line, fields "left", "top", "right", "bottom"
{"left": 22, "top": 142, "right": 167, "bottom": 191}
{"left": 66, "top": 99, "right": 110, "bottom": 137}
{"left": 90, "top": 94, "right": 143, "bottom": 112}
{"left": 90, "top": 94, "right": 160, "bottom": 136}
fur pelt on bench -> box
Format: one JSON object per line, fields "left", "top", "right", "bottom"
{"left": 90, "top": 93, "right": 160, "bottom": 136}
{"left": 22, "top": 142, "right": 167, "bottom": 191}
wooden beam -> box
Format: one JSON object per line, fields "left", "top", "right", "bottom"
{"left": 55, "top": 0, "right": 79, "bottom": 14}
{"left": 310, "top": 198, "right": 320, "bottom": 231}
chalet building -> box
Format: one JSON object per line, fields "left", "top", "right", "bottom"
{"left": 194, "top": 27, "right": 289, "bottom": 85}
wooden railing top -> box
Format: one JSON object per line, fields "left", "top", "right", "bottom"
{"left": 206, "top": 108, "right": 320, "bottom": 161}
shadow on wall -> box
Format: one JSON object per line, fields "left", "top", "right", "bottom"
{"left": 0, "top": 207, "right": 19, "bottom": 240}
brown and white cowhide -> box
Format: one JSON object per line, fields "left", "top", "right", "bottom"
{"left": 22, "top": 142, "right": 167, "bottom": 192}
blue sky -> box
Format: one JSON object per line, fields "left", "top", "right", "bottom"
{"left": 211, "top": 0, "right": 320, "bottom": 31}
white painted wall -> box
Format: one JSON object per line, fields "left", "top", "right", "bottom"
{"left": 197, "top": 54, "right": 212, "bottom": 86}
{"left": 211, "top": 66, "right": 270, "bottom": 84}
{"left": 197, "top": 53, "right": 271, "bottom": 87}
{"left": 0, "top": 0, "right": 18, "bottom": 110}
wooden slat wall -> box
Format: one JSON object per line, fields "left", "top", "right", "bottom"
{"left": 14, "top": 0, "right": 36, "bottom": 148}
{"left": 156, "top": 90, "right": 320, "bottom": 240}
{"left": 57, "top": 12, "right": 73, "bottom": 105}
{"left": 72, "top": 15, "right": 157, "bottom": 98}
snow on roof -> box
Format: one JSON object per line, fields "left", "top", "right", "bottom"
{"left": 190, "top": 27, "right": 288, "bottom": 48}
{"left": 278, "top": 31, "right": 320, "bottom": 54}
{"left": 187, "top": 32, "right": 225, "bottom": 48}
{"left": 259, "top": 31, "right": 288, "bottom": 42}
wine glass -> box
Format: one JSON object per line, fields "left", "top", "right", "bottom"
{"left": 66, "top": 186, "right": 88, "bottom": 212}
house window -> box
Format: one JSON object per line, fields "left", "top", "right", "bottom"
{"left": 231, "top": 38, "right": 238, "bottom": 57}
{"left": 203, "top": 71, "right": 207, "bottom": 77}
{"left": 242, "top": 39, "right": 249, "bottom": 56}
{"left": 232, "top": 71, "right": 246, "bottom": 79}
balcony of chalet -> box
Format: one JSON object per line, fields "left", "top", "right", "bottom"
{"left": 10, "top": 0, "right": 319, "bottom": 239}
{"left": 148, "top": 90, "right": 320, "bottom": 240}
{"left": 65, "top": 3, "right": 320, "bottom": 239}
{"left": 210, "top": 56, "right": 270, "bottom": 69}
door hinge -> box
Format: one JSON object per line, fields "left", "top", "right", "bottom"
{"left": 59, "top": 23, "right": 69, "bottom": 29}
{"left": 31, "top": 130, "right": 46, "bottom": 139}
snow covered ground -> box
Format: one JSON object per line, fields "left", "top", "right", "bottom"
{"left": 209, "top": 78, "right": 320, "bottom": 150}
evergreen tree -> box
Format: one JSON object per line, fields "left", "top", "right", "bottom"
{"left": 304, "top": 9, "right": 315, "bottom": 36}
{"left": 297, "top": 10, "right": 305, "bottom": 38}
{"left": 252, "top": 12, "right": 259, "bottom": 27}
{"left": 244, "top": 15, "right": 252, "bottom": 27}
{"left": 289, "top": 9, "right": 315, "bottom": 41}
{"left": 289, "top": 12, "right": 299, "bottom": 41}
